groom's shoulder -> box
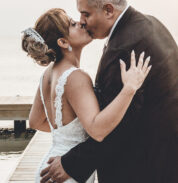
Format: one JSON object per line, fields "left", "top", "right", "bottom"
{"left": 115, "top": 7, "right": 165, "bottom": 43}
{"left": 129, "top": 6, "right": 156, "bottom": 23}
{"left": 129, "top": 7, "right": 166, "bottom": 33}
{"left": 110, "top": 7, "right": 154, "bottom": 42}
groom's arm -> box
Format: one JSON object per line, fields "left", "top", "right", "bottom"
{"left": 40, "top": 126, "right": 124, "bottom": 183}
{"left": 40, "top": 137, "right": 100, "bottom": 183}
{"left": 61, "top": 137, "right": 101, "bottom": 182}
{"left": 60, "top": 49, "right": 146, "bottom": 182}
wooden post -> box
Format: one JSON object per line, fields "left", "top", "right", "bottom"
{"left": 14, "top": 120, "right": 26, "bottom": 137}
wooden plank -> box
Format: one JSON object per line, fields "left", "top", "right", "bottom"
{"left": 7, "top": 130, "right": 98, "bottom": 182}
{"left": 8, "top": 131, "right": 51, "bottom": 183}
{"left": 0, "top": 96, "right": 33, "bottom": 120}
{"left": 0, "top": 106, "right": 32, "bottom": 111}
{"left": 0, "top": 96, "right": 33, "bottom": 105}
{"left": 9, "top": 182, "right": 34, "bottom": 183}
{"left": 0, "top": 111, "right": 31, "bottom": 120}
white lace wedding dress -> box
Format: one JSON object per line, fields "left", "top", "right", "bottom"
{"left": 35, "top": 67, "right": 95, "bottom": 183}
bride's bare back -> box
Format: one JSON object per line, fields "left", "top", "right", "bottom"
{"left": 30, "top": 51, "right": 151, "bottom": 141}
{"left": 41, "top": 63, "right": 77, "bottom": 128}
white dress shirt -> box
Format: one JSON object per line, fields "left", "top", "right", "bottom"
{"left": 105, "top": 4, "right": 130, "bottom": 47}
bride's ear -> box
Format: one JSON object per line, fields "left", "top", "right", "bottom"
{"left": 57, "top": 38, "right": 70, "bottom": 49}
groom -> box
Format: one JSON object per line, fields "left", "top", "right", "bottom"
{"left": 41, "top": 0, "right": 178, "bottom": 182}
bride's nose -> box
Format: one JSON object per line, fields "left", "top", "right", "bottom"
{"left": 75, "top": 22, "right": 81, "bottom": 27}
{"left": 76, "top": 22, "right": 84, "bottom": 29}
{"left": 78, "top": 21, "right": 86, "bottom": 29}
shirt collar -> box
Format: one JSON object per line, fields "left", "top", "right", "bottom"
{"left": 105, "top": 4, "right": 130, "bottom": 47}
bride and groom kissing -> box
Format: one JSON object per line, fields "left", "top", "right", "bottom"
{"left": 21, "top": 0, "right": 178, "bottom": 182}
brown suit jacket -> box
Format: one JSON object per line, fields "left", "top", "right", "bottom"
{"left": 62, "top": 7, "right": 178, "bottom": 183}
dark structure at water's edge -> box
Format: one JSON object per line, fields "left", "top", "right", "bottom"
{"left": 0, "top": 128, "right": 36, "bottom": 152}
{"left": 0, "top": 128, "right": 36, "bottom": 138}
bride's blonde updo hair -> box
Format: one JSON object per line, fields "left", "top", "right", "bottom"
{"left": 22, "top": 8, "right": 70, "bottom": 66}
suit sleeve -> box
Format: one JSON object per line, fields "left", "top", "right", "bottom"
{"left": 60, "top": 48, "right": 145, "bottom": 182}
{"left": 61, "top": 137, "right": 101, "bottom": 182}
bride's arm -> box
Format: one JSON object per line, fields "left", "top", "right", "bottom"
{"left": 29, "top": 86, "right": 51, "bottom": 132}
{"left": 65, "top": 51, "right": 152, "bottom": 142}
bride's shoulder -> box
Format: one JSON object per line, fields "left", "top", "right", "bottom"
{"left": 67, "top": 68, "right": 93, "bottom": 87}
{"left": 41, "top": 63, "right": 53, "bottom": 77}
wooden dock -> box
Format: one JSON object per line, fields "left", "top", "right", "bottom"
{"left": 0, "top": 96, "right": 34, "bottom": 135}
{"left": 0, "top": 96, "right": 33, "bottom": 120}
{"left": 1, "top": 96, "right": 98, "bottom": 182}
{"left": 8, "top": 131, "right": 52, "bottom": 183}
{"left": 7, "top": 131, "right": 98, "bottom": 183}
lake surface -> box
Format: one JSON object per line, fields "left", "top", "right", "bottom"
{"left": 0, "top": 123, "right": 35, "bottom": 183}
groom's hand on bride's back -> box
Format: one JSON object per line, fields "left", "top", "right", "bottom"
{"left": 40, "top": 156, "right": 70, "bottom": 183}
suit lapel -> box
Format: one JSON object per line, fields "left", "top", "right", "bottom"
{"left": 108, "top": 6, "right": 135, "bottom": 45}
{"left": 95, "top": 7, "right": 135, "bottom": 84}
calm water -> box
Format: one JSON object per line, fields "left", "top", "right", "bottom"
{"left": 0, "top": 122, "right": 35, "bottom": 183}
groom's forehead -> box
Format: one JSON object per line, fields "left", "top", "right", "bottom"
{"left": 77, "top": 0, "right": 91, "bottom": 11}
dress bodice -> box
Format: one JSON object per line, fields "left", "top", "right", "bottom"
{"left": 35, "top": 67, "right": 94, "bottom": 183}
{"left": 39, "top": 67, "right": 88, "bottom": 153}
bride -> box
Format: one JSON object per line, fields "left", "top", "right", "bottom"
{"left": 21, "top": 8, "right": 151, "bottom": 183}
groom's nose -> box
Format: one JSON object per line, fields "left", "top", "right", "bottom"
{"left": 80, "top": 23, "right": 86, "bottom": 29}
{"left": 80, "top": 17, "right": 87, "bottom": 28}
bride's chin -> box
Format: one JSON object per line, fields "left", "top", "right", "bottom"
{"left": 79, "top": 36, "right": 93, "bottom": 47}
{"left": 86, "top": 39, "right": 93, "bottom": 45}
{"left": 83, "top": 37, "right": 93, "bottom": 45}
{"left": 87, "top": 36, "right": 93, "bottom": 43}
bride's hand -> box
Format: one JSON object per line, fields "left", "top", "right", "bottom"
{"left": 120, "top": 50, "right": 152, "bottom": 92}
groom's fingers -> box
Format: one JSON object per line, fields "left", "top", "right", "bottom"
{"left": 48, "top": 157, "right": 55, "bottom": 164}
{"left": 40, "top": 166, "right": 50, "bottom": 177}
{"left": 53, "top": 177, "right": 66, "bottom": 183}
{"left": 46, "top": 179, "right": 54, "bottom": 183}
{"left": 40, "top": 173, "right": 51, "bottom": 183}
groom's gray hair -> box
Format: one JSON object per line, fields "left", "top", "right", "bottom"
{"left": 87, "top": 0, "right": 127, "bottom": 11}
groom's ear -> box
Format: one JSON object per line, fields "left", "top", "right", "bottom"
{"left": 103, "top": 4, "right": 114, "bottom": 18}
{"left": 57, "top": 38, "right": 69, "bottom": 49}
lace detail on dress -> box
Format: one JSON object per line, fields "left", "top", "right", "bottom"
{"left": 36, "top": 67, "right": 95, "bottom": 183}
{"left": 54, "top": 67, "right": 79, "bottom": 127}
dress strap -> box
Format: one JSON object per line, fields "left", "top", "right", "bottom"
{"left": 39, "top": 72, "right": 54, "bottom": 131}
{"left": 55, "top": 67, "right": 79, "bottom": 127}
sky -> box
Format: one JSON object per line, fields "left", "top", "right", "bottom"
{"left": 0, "top": 0, "right": 79, "bottom": 37}
{"left": 0, "top": 0, "right": 178, "bottom": 42}
{"left": 0, "top": 0, "right": 177, "bottom": 95}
